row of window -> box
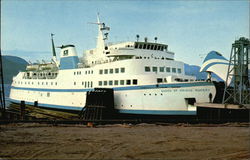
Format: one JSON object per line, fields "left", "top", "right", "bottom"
{"left": 134, "top": 43, "right": 167, "bottom": 51}
{"left": 135, "top": 56, "right": 172, "bottom": 60}
{"left": 24, "top": 72, "right": 58, "bottom": 80}
{"left": 99, "top": 79, "right": 138, "bottom": 86}
{"left": 26, "top": 72, "right": 58, "bottom": 77}
{"left": 74, "top": 70, "right": 93, "bottom": 75}
{"left": 145, "top": 66, "right": 182, "bottom": 73}
{"left": 73, "top": 81, "right": 93, "bottom": 88}
{"left": 14, "top": 81, "right": 58, "bottom": 86}
{"left": 15, "top": 80, "right": 94, "bottom": 88}
{"left": 99, "top": 68, "right": 125, "bottom": 74}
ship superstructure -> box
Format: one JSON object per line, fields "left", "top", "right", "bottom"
{"left": 9, "top": 15, "right": 216, "bottom": 115}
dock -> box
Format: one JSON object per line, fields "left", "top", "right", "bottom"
{"left": 196, "top": 103, "right": 250, "bottom": 122}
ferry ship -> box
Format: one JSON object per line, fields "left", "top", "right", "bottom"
{"left": 9, "top": 15, "right": 216, "bottom": 115}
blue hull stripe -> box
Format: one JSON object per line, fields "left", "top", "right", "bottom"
{"left": 11, "top": 82, "right": 213, "bottom": 93}
{"left": 9, "top": 98, "right": 195, "bottom": 115}
{"left": 118, "top": 109, "right": 196, "bottom": 115}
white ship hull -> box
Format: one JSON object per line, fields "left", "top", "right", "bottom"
{"left": 10, "top": 81, "right": 215, "bottom": 115}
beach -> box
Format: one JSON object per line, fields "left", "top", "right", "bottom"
{"left": 0, "top": 123, "right": 249, "bottom": 160}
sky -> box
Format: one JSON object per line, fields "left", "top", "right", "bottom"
{"left": 1, "top": 0, "right": 249, "bottom": 65}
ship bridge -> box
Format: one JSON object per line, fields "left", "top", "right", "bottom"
{"left": 105, "top": 41, "right": 175, "bottom": 60}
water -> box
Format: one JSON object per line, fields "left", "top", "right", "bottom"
{"left": 3, "top": 84, "right": 11, "bottom": 108}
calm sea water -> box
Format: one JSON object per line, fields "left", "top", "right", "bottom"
{"left": 3, "top": 84, "right": 11, "bottom": 108}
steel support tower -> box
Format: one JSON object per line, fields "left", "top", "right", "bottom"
{"left": 0, "top": 50, "right": 6, "bottom": 114}
{"left": 223, "top": 37, "right": 250, "bottom": 104}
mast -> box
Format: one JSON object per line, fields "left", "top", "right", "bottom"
{"left": 96, "top": 13, "right": 110, "bottom": 55}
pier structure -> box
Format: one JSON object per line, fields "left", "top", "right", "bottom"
{"left": 195, "top": 37, "right": 250, "bottom": 122}
{"left": 223, "top": 37, "right": 250, "bottom": 105}
{"left": 0, "top": 50, "right": 6, "bottom": 117}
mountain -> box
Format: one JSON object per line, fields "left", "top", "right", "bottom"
{"left": 2, "top": 55, "right": 28, "bottom": 84}
{"left": 2, "top": 49, "right": 52, "bottom": 62}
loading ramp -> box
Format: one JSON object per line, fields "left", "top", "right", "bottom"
{"left": 79, "top": 88, "right": 117, "bottom": 120}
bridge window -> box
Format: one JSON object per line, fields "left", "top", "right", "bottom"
{"left": 154, "top": 45, "right": 157, "bottom": 50}
{"left": 166, "top": 67, "right": 171, "bottom": 72}
{"left": 145, "top": 66, "right": 150, "bottom": 72}
{"left": 147, "top": 45, "right": 151, "bottom": 49}
{"left": 135, "top": 43, "right": 138, "bottom": 48}
{"left": 143, "top": 44, "right": 146, "bottom": 49}
{"left": 160, "top": 46, "right": 164, "bottom": 51}
{"left": 164, "top": 46, "right": 167, "bottom": 51}
{"left": 139, "top": 44, "right": 142, "bottom": 49}
{"left": 172, "top": 68, "right": 176, "bottom": 73}
{"left": 151, "top": 45, "right": 154, "bottom": 50}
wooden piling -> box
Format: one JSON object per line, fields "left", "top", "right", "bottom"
{"left": 20, "top": 101, "right": 26, "bottom": 120}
